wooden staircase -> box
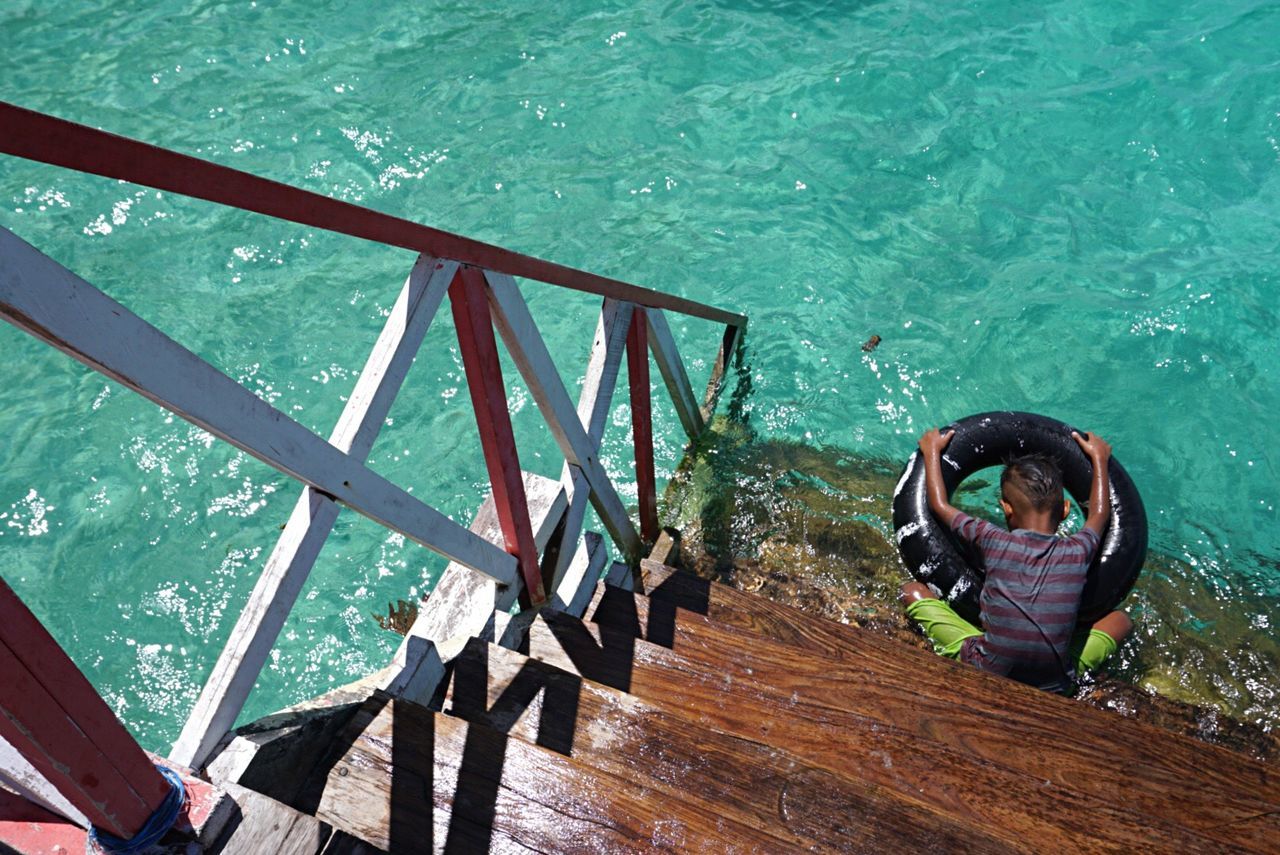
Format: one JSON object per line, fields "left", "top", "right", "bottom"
{"left": 250, "top": 560, "right": 1279, "bottom": 854}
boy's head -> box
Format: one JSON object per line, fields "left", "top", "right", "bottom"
{"left": 999, "top": 453, "right": 1071, "bottom": 531}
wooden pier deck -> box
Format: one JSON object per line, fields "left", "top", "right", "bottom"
{"left": 12, "top": 101, "right": 1274, "bottom": 855}
{"left": 219, "top": 560, "right": 1280, "bottom": 854}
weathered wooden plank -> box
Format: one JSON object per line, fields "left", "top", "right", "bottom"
{"left": 445, "top": 639, "right": 1015, "bottom": 853}
{"left": 549, "top": 465, "right": 591, "bottom": 592}
{"left": 700, "top": 321, "right": 744, "bottom": 422}
{"left": 0, "top": 641, "right": 150, "bottom": 837}
{"left": 645, "top": 529, "right": 681, "bottom": 567}
{"left": 171, "top": 256, "right": 457, "bottom": 771}
{"left": 1, "top": 103, "right": 747, "bottom": 327}
{"left": 525, "top": 609, "right": 1253, "bottom": 854}
{"left": 548, "top": 299, "right": 632, "bottom": 591}
{"left": 490, "top": 528, "right": 606, "bottom": 644}
{"left": 587, "top": 579, "right": 1280, "bottom": 850}
{"left": 483, "top": 270, "right": 642, "bottom": 559}
{"left": 0, "top": 227, "right": 516, "bottom": 584}
{"left": 632, "top": 558, "right": 1280, "bottom": 833}
{"left": 208, "top": 782, "right": 333, "bottom": 855}
{"left": 386, "top": 472, "right": 566, "bottom": 706}
{"left": 204, "top": 699, "right": 367, "bottom": 807}
{"left": 331, "top": 258, "right": 457, "bottom": 461}
{"left": 547, "top": 531, "right": 606, "bottom": 618}
{"left": 322, "top": 831, "right": 389, "bottom": 854}
{"left": 645, "top": 308, "right": 706, "bottom": 439}
{"left": 311, "top": 694, "right": 801, "bottom": 853}
{"left": 603, "top": 561, "right": 635, "bottom": 592}
{"left": 573, "top": 300, "right": 633, "bottom": 447}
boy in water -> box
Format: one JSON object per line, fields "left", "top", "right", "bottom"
{"left": 900, "top": 427, "right": 1132, "bottom": 692}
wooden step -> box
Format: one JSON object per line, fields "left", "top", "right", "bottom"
{"left": 442, "top": 637, "right": 1014, "bottom": 852}
{"left": 522, "top": 607, "right": 1261, "bottom": 853}
{"left": 302, "top": 691, "right": 812, "bottom": 853}
{"left": 592, "top": 567, "right": 1280, "bottom": 850}
{"left": 208, "top": 782, "right": 387, "bottom": 854}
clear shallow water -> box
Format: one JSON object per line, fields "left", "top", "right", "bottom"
{"left": 2, "top": 0, "right": 1278, "bottom": 748}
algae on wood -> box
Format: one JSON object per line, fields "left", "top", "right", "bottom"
{"left": 661, "top": 415, "right": 1280, "bottom": 761}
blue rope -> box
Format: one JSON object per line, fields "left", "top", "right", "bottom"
{"left": 87, "top": 764, "right": 186, "bottom": 854}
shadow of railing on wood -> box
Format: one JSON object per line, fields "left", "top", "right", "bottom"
{"left": 0, "top": 99, "right": 748, "bottom": 840}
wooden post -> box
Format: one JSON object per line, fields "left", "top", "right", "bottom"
{"left": 170, "top": 256, "right": 457, "bottom": 771}
{"left": 627, "top": 308, "right": 659, "bottom": 545}
{"left": 481, "top": 273, "right": 641, "bottom": 559}
{"left": 449, "top": 267, "right": 546, "bottom": 606}
{"left": 0, "top": 577, "right": 170, "bottom": 838}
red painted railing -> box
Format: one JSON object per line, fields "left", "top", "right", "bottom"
{"left": 0, "top": 101, "right": 745, "bottom": 329}
{"left": 628, "top": 310, "right": 660, "bottom": 544}
{"left": 0, "top": 578, "right": 171, "bottom": 840}
{"left": 0, "top": 100, "right": 746, "bottom": 840}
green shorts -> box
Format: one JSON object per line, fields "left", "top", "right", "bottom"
{"left": 904, "top": 597, "right": 1118, "bottom": 673}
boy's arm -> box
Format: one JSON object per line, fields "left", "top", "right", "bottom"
{"left": 1072, "top": 431, "right": 1112, "bottom": 537}
{"left": 919, "top": 428, "right": 961, "bottom": 528}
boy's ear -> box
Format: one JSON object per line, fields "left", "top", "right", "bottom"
{"left": 999, "top": 497, "right": 1014, "bottom": 517}
{"left": 1062, "top": 499, "right": 1072, "bottom": 522}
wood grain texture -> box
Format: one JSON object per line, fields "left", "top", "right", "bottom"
{"left": 525, "top": 608, "right": 1259, "bottom": 854}
{"left": 571, "top": 299, "right": 633, "bottom": 448}
{"left": 311, "top": 694, "right": 800, "bottom": 853}
{"left": 450, "top": 267, "right": 545, "bottom": 605}
{"left": 548, "top": 531, "right": 607, "bottom": 618}
{"left": 392, "top": 473, "right": 565, "bottom": 661}
{"left": 208, "top": 782, "right": 333, "bottom": 855}
{"left": 322, "top": 831, "right": 390, "bottom": 853}
{"left": 0, "top": 734, "right": 88, "bottom": 827}
{"left": 444, "top": 639, "right": 1018, "bottom": 853}
{"left": 626, "top": 308, "right": 659, "bottom": 544}
{"left": 386, "top": 472, "right": 565, "bottom": 705}
{"left": 630, "top": 560, "right": 1280, "bottom": 843}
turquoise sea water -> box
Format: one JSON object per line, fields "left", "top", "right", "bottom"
{"left": 2, "top": 0, "right": 1278, "bottom": 749}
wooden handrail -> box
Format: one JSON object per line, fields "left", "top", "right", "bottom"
{"left": 0, "top": 99, "right": 749, "bottom": 792}
{"left": 1, "top": 577, "right": 171, "bottom": 838}
{"left": 628, "top": 310, "right": 659, "bottom": 544}
{"left": 0, "top": 101, "right": 746, "bottom": 328}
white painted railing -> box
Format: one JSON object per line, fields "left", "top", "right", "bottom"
{"left": 0, "top": 101, "right": 746, "bottom": 790}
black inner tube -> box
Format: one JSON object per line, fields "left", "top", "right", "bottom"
{"left": 892, "top": 411, "right": 1146, "bottom": 627}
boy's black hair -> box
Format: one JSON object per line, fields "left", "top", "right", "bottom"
{"left": 1001, "top": 453, "right": 1064, "bottom": 512}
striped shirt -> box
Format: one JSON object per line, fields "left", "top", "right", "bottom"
{"left": 951, "top": 512, "right": 1100, "bottom": 691}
